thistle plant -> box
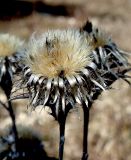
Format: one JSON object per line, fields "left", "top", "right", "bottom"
{"left": 12, "top": 21, "right": 130, "bottom": 160}
{"left": 0, "top": 33, "right": 24, "bottom": 154}
{"left": 81, "top": 21, "right": 130, "bottom": 159}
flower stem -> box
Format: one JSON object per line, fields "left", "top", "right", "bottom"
{"left": 58, "top": 115, "right": 66, "bottom": 160}
{"left": 0, "top": 57, "right": 19, "bottom": 149}
{"left": 8, "top": 99, "right": 19, "bottom": 144}
{"left": 81, "top": 102, "right": 91, "bottom": 160}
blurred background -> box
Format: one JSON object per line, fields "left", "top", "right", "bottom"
{"left": 0, "top": 0, "right": 131, "bottom": 160}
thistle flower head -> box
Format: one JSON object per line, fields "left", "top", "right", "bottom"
{"left": 24, "top": 30, "right": 92, "bottom": 78}
{"left": 0, "top": 34, "right": 23, "bottom": 57}
{"left": 15, "top": 23, "right": 129, "bottom": 119}
{"left": 0, "top": 33, "right": 24, "bottom": 82}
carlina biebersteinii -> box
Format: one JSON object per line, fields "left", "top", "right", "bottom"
{"left": 0, "top": 33, "right": 24, "bottom": 160}
{"left": 12, "top": 21, "right": 131, "bottom": 160}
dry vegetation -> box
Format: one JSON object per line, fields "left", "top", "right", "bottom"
{"left": 0, "top": 0, "right": 131, "bottom": 160}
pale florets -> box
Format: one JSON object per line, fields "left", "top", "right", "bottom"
{"left": 0, "top": 33, "right": 24, "bottom": 57}
{"left": 88, "top": 28, "right": 112, "bottom": 49}
{"left": 0, "top": 34, "right": 24, "bottom": 82}
{"left": 24, "top": 29, "right": 92, "bottom": 78}
{"left": 83, "top": 21, "right": 113, "bottom": 50}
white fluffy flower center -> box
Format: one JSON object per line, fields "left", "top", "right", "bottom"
{"left": 24, "top": 29, "right": 93, "bottom": 78}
